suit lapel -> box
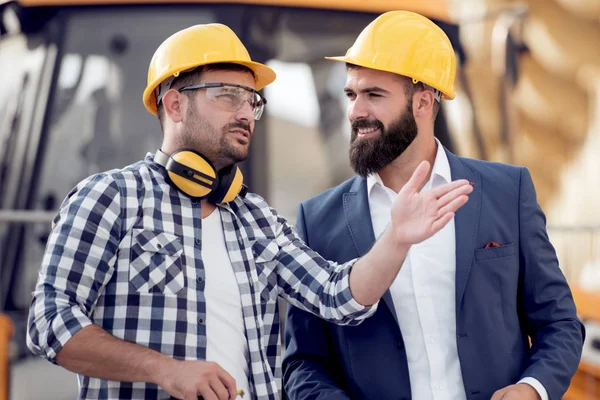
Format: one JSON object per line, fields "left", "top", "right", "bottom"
{"left": 446, "top": 150, "right": 482, "bottom": 312}
{"left": 343, "top": 177, "right": 399, "bottom": 325}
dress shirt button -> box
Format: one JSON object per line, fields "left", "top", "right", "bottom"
{"left": 191, "top": 200, "right": 198, "bottom": 205}
{"left": 198, "top": 318, "right": 204, "bottom": 324}
{"left": 195, "top": 238, "right": 201, "bottom": 245}
{"left": 427, "top": 336, "right": 436, "bottom": 344}
{"left": 197, "top": 276, "right": 203, "bottom": 283}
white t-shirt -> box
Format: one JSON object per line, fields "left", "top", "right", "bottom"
{"left": 202, "top": 209, "right": 250, "bottom": 397}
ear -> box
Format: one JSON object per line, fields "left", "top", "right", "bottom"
{"left": 414, "top": 89, "right": 435, "bottom": 118}
{"left": 162, "top": 89, "right": 187, "bottom": 123}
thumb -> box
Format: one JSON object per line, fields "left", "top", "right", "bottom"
{"left": 401, "top": 161, "right": 430, "bottom": 194}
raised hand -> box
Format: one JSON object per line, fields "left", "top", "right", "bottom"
{"left": 390, "top": 160, "right": 473, "bottom": 245}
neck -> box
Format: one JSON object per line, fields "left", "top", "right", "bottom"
{"left": 378, "top": 134, "right": 437, "bottom": 193}
{"left": 201, "top": 200, "right": 217, "bottom": 219}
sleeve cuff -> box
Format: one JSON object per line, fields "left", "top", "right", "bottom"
{"left": 46, "top": 305, "right": 93, "bottom": 362}
{"left": 341, "top": 259, "right": 379, "bottom": 319}
{"left": 518, "top": 377, "right": 548, "bottom": 400}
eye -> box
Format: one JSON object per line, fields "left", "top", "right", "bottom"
{"left": 218, "top": 93, "right": 238, "bottom": 101}
{"left": 369, "top": 93, "right": 382, "bottom": 98}
{"left": 345, "top": 92, "right": 356, "bottom": 100}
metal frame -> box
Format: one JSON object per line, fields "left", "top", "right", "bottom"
{"left": 1, "top": 0, "right": 454, "bottom": 23}
{"left": 0, "top": 20, "right": 61, "bottom": 312}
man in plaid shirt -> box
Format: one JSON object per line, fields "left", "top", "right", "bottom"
{"left": 27, "top": 24, "right": 472, "bottom": 400}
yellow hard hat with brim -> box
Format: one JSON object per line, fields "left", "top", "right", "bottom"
{"left": 143, "top": 23, "right": 277, "bottom": 116}
{"left": 326, "top": 10, "right": 456, "bottom": 100}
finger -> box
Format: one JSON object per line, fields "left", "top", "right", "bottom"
{"left": 217, "top": 369, "right": 237, "bottom": 399}
{"left": 209, "top": 380, "right": 230, "bottom": 400}
{"left": 437, "top": 195, "right": 469, "bottom": 218}
{"left": 401, "top": 161, "right": 430, "bottom": 193}
{"left": 430, "top": 179, "right": 471, "bottom": 200}
{"left": 436, "top": 184, "right": 473, "bottom": 209}
{"left": 197, "top": 385, "right": 219, "bottom": 400}
{"left": 430, "top": 212, "right": 454, "bottom": 234}
{"left": 490, "top": 388, "right": 507, "bottom": 400}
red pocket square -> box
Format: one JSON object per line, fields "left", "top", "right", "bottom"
{"left": 485, "top": 241, "right": 502, "bottom": 249}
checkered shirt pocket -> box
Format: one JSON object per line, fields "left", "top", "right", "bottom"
{"left": 129, "top": 229, "right": 186, "bottom": 295}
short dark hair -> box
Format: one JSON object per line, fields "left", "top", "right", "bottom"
{"left": 157, "top": 63, "right": 256, "bottom": 130}
{"left": 346, "top": 63, "right": 440, "bottom": 119}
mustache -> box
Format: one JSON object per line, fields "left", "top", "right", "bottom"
{"left": 226, "top": 121, "right": 252, "bottom": 134}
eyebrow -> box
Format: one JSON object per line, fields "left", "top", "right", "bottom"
{"left": 344, "top": 86, "right": 391, "bottom": 95}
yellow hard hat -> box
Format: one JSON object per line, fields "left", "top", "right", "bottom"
{"left": 326, "top": 11, "right": 456, "bottom": 100}
{"left": 143, "top": 23, "right": 277, "bottom": 115}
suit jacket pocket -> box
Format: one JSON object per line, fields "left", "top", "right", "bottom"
{"left": 129, "top": 229, "right": 186, "bottom": 295}
{"left": 475, "top": 242, "right": 516, "bottom": 260}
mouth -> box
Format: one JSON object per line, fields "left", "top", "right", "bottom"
{"left": 356, "top": 126, "right": 380, "bottom": 138}
{"left": 230, "top": 128, "right": 251, "bottom": 141}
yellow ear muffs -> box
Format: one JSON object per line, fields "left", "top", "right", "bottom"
{"left": 209, "top": 165, "right": 246, "bottom": 204}
{"left": 154, "top": 149, "right": 247, "bottom": 203}
{"left": 154, "top": 149, "right": 217, "bottom": 198}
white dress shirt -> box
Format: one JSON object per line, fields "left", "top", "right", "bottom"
{"left": 367, "top": 139, "right": 548, "bottom": 400}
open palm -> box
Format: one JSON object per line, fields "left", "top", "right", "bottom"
{"left": 391, "top": 161, "right": 473, "bottom": 245}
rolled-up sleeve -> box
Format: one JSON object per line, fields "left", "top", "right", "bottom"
{"left": 271, "top": 213, "right": 377, "bottom": 325}
{"left": 27, "top": 174, "right": 122, "bottom": 363}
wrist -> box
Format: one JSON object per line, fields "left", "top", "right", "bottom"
{"left": 517, "top": 383, "right": 542, "bottom": 400}
{"left": 381, "top": 226, "right": 411, "bottom": 255}
{"left": 145, "top": 352, "right": 175, "bottom": 386}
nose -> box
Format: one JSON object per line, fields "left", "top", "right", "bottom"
{"left": 236, "top": 99, "right": 255, "bottom": 122}
{"left": 348, "top": 95, "right": 370, "bottom": 122}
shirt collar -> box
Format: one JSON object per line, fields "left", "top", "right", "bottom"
{"left": 366, "top": 138, "right": 451, "bottom": 196}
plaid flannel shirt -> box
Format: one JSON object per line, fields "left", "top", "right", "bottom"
{"left": 27, "top": 153, "right": 377, "bottom": 399}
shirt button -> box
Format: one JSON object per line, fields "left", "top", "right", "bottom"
{"left": 195, "top": 238, "right": 201, "bottom": 245}
{"left": 427, "top": 336, "right": 436, "bottom": 344}
{"left": 197, "top": 276, "right": 203, "bottom": 283}
{"left": 191, "top": 200, "right": 198, "bottom": 205}
{"left": 198, "top": 318, "right": 204, "bottom": 324}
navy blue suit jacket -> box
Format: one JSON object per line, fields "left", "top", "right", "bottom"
{"left": 283, "top": 150, "right": 585, "bottom": 400}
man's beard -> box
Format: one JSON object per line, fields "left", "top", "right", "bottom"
{"left": 349, "top": 104, "right": 418, "bottom": 177}
{"left": 181, "top": 106, "right": 252, "bottom": 170}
